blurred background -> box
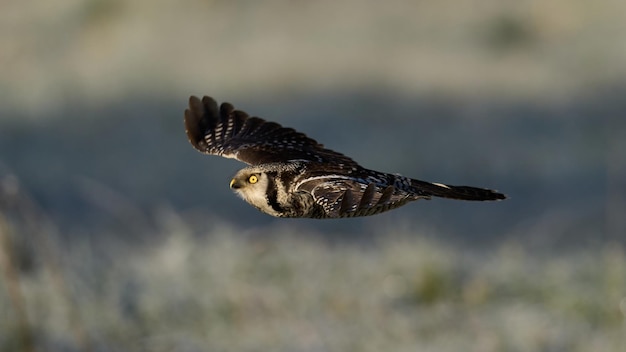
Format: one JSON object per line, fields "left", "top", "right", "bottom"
{"left": 1, "top": 0, "right": 625, "bottom": 351}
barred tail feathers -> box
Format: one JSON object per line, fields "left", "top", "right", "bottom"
{"left": 411, "top": 179, "right": 506, "bottom": 201}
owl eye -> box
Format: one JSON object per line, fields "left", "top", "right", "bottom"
{"left": 248, "top": 175, "right": 258, "bottom": 184}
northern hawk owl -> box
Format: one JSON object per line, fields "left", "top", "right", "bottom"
{"left": 184, "top": 96, "right": 505, "bottom": 219}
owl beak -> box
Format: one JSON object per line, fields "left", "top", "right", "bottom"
{"left": 230, "top": 178, "right": 242, "bottom": 189}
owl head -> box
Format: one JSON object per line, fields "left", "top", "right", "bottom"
{"left": 227, "top": 162, "right": 306, "bottom": 217}
{"left": 229, "top": 167, "right": 271, "bottom": 210}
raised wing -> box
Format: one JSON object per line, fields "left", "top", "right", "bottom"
{"left": 184, "top": 96, "right": 359, "bottom": 167}
{"left": 297, "top": 176, "right": 422, "bottom": 218}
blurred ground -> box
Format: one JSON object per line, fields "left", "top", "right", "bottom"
{"left": 3, "top": 0, "right": 626, "bottom": 109}
{"left": 1, "top": 1, "right": 626, "bottom": 351}
{"left": 1, "top": 223, "right": 625, "bottom": 352}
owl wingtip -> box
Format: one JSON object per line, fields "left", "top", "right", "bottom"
{"left": 185, "top": 95, "right": 220, "bottom": 151}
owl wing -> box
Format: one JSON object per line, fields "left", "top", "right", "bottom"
{"left": 185, "top": 96, "right": 359, "bottom": 167}
{"left": 297, "top": 176, "right": 423, "bottom": 218}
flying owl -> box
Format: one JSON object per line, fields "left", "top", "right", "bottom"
{"left": 184, "top": 96, "right": 505, "bottom": 219}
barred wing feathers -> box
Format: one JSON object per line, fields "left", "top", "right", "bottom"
{"left": 297, "top": 176, "right": 419, "bottom": 218}
{"left": 185, "top": 96, "right": 358, "bottom": 167}
{"left": 297, "top": 174, "right": 504, "bottom": 218}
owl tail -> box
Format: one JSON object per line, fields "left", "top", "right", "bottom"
{"left": 411, "top": 179, "right": 506, "bottom": 201}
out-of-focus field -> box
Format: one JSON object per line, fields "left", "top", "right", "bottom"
{"left": 3, "top": 0, "right": 626, "bottom": 109}
{"left": 1, "top": 212, "right": 625, "bottom": 352}
{"left": 1, "top": 0, "right": 626, "bottom": 351}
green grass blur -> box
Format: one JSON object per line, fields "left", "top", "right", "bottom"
{"left": 1, "top": 214, "right": 624, "bottom": 351}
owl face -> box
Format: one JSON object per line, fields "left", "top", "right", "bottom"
{"left": 229, "top": 168, "right": 276, "bottom": 215}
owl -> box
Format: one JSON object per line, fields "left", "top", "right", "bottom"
{"left": 184, "top": 96, "right": 505, "bottom": 219}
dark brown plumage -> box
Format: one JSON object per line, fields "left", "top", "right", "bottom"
{"left": 185, "top": 96, "right": 505, "bottom": 219}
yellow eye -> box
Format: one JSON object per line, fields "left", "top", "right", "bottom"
{"left": 248, "top": 175, "right": 258, "bottom": 184}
